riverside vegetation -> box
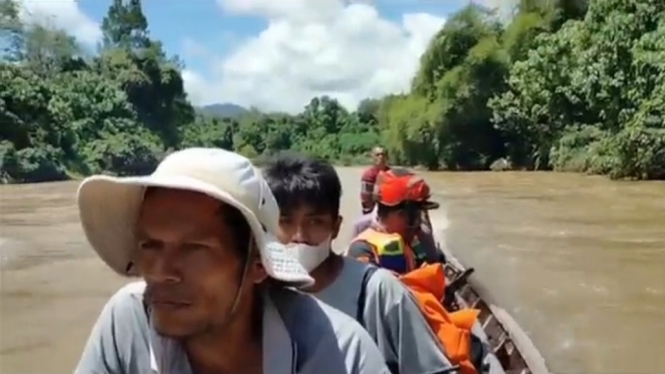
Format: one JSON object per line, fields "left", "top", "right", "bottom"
{"left": 2, "top": 0, "right": 665, "bottom": 183}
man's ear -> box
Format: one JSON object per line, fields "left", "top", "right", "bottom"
{"left": 249, "top": 241, "right": 268, "bottom": 284}
{"left": 252, "top": 263, "right": 268, "bottom": 284}
{"left": 332, "top": 215, "right": 343, "bottom": 240}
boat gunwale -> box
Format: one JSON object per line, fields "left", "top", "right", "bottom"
{"left": 438, "top": 241, "right": 551, "bottom": 374}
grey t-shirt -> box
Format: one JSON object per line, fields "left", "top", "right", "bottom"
{"left": 74, "top": 281, "right": 391, "bottom": 374}
{"left": 314, "top": 257, "right": 454, "bottom": 374}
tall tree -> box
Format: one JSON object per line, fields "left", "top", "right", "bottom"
{"left": 101, "top": 0, "right": 149, "bottom": 50}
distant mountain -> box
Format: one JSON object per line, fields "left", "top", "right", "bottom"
{"left": 197, "top": 103, "right": 248, "bottom": 118}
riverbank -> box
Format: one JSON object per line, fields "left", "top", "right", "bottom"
{"left": 0, "top": 154, "right": 369, "bottom": 185}
{"left": 2, "top": 141, "right": 663, "bottom": 185}
{"left": 4, "top": 165, "right": 664, "bottom": 185}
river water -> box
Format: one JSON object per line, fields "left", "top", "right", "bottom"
{"left": 1, "top": 168, "right": 664, "bottom": 373}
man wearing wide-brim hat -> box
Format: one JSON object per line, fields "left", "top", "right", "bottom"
{"left": 74, "top": 147, "right": 390, "bottom": 374}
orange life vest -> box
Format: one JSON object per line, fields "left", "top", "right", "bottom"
{"left": 350, "top": 229, "right": 481, "bottom": 374}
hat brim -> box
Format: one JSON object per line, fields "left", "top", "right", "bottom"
{"left": 77, "top": 174, "right": 313, "bottom": 288}
{"left": 420, "top": 200, "right": 440, "bottom": 210}
{"left": 377, "top": 199, "right": 440, "bottom": 210}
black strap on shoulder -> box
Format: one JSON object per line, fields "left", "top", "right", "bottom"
{"left": 355, "top": 266, "right": 402, "bottom": 374}
{"left": 355, "top": 265, "right": 378, "bottom": 324}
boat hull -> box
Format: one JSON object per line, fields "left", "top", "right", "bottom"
{"left": 440, "top": 245, "right": 550, "bottom": 374}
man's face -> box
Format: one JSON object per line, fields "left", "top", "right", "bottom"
{"left": 372, "top": 148, "right": 387, "bottom": 167}
{"left": 382, "top": 205, "right": 422, "bottom": 241}
{"left": 276, "top": 204, "right": 342, "bottom": 246}
{"left": 135, "top": 188, "right": 265, "bottom": 338}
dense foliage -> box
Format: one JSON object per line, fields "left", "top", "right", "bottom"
{"left": 1, "top": 0, "right": 664, "bottom": 183}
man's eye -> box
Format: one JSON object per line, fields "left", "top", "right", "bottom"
{"left": 308, "top": 218, "right": 326, "bottom": 226}
{"left": 183, "top": 243, "right": 208, "bottom": 251}
{"left": 279, "top": 217, "right": 293, "bottom": 225}
{"left": 139, "top": 240, "right": 160, "bottom": 250}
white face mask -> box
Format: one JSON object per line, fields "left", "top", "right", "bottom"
{"left": 286, "top": 236, "right": 332, "bottom": 273}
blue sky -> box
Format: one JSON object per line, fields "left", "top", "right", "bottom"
{"left": 78, "top": 0, "right": 266, "bottom": 73}
{"left": 20, "top": 0, "right": 509, "bottom": 112}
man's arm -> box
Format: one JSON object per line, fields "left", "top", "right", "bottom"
{"left": 360, "top": 168, "right": 376, "bottom": 213}
{"left": 346, "top": 240, "right": 377, "bottom": 265}
{"left": 416, "top": 228, "right": 444, "bottom": 264}
{"left": 361, "top": 270, "right": 455, "bottom": 374}
{"left": 351, "top": 215, "right": 372, "bottom": 238}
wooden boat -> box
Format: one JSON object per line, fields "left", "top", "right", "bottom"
{"left": 440, "top": 244, "right": 550, "bottom": 374}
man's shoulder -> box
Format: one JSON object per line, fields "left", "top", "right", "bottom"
{"left": 74, "top": 281, "right": 152, "bottom": 374}
{"left": 368, "top": 268, "right": 404, "bottom": 288}
{"left": 109, "top": 281, "right": 147, "bottom": 305}
{"left": 271, "top": 287, "right": 366, "bottom": 337}
{"left": 360, "top": 166, "right": 378, "bottom": 180}
{"left": 365, "top": 268, "right": 411, "bottom": 307}
{"left": 115, "top": 280, "right": 147, "bottom": 296}
{"left": 351, "top": 214, "right": 373, "bottom": 235}
{"left": 270, "top": 287, "right": 389, "bottom": 373}
{"left": 347, "top": 240, "right": 374, "bottom": 261}
{"left": 353, "top": 213, "right": 373, "bottom": 225}
{"left": 101, "top": 281, "right": 149, "bottom": 326}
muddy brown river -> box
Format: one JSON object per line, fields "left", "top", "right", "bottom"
{"left": 1, "top": 168, "right": 664, "bottom": 373}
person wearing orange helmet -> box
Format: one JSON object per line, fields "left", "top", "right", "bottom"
{"left": 347, "top": 169, "right": 508, "bottom": 374}
{"left": 347, "top": 168, "right": 442, "bottom": 274}
{"left": 351, "top": 168, "right": 443, "bottom": 266}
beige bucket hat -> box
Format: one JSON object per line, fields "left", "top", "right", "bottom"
{"left": 76, "top": 147, "right": 313, "bottom": 288}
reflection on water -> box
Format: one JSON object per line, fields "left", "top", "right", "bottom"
{"left": 1, "top": 171, "right": 664, "bottom": 373}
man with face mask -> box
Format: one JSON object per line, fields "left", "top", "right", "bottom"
{"left": 348, "top": 168, "right": 440, "bottom": 274}
{"left": 74, "top": 148, "right": 391, "bottom": 374}
{"left": 263, "top": 152, "right": 457, "bottom": 374}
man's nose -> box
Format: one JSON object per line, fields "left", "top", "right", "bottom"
{"left": 141, "top": 251, "right": 182, "bottom": 284}
{"left": 291, "top": 225, "right": 310, "bottom": 243}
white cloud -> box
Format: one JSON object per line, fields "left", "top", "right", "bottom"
{"left": 181, "top": 69, "right": 213, "bottom": 106}
{"left": 17, "top": 0, "right": 101, "bottom": 45}
{"left": 183, "top": 0, "right": 445, "bottom": 113}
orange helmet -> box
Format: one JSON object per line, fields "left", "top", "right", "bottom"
{"left": 374, "top": 168, "right": 439, "bottom": 209}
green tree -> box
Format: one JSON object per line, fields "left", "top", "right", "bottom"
{"left": 97, "top": 0, "right": 193, "bottom": 148}
{"left": 5, "top": 0, "right": 665, "bottom": 184}
{"left": 101, "top": 0, "right": 150, "bottom": 50}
